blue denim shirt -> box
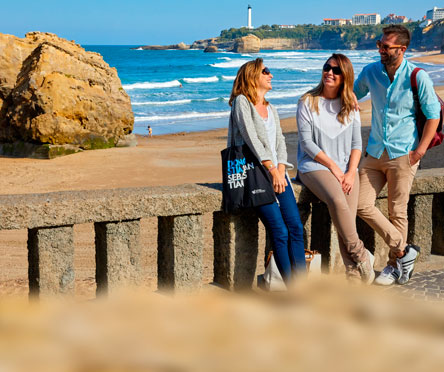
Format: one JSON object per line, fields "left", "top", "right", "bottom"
{"left": 354, "top": 59, "right": 440, "bottom": 159}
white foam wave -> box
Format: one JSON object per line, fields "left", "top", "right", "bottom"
{"left": 183, "top": 76, "right": 219, "bottom": 83}
{"left": 262, "top": 51, "right": 305, "bottom": 58}
{"left": 241, "top": 54, "right": 253, "bottom": 57}
{"left": 221, "top": 75, "right": 236, "bottom": 81}
{"left": 218, "top": 57, "right": 231, "bottom": 60}
{"left": 132, "top": 99, "right": 192, "bottom": 106}
{"left": 210, "top": 60, "right": 246, "bottom": 68}
{"left": 132, "top": 97, "right": 227, "bottom": 106}
{"left": 275, "top": 103, "right": 299, "bottom": 110}
{"left": 135, "top": 111, "right": 229, "bottom": 122}
{"left": 267, "top": 87, "right": 313, "bottom": 99}
{"left": 123, "top": 80, "right": 181, "bottom": 90}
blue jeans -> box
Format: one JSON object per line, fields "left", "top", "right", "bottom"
{"left": 256, "top": 178, "right": 306, "bottom": 282}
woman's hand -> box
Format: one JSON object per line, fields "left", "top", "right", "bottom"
{"left": 329, "top": 163, "right": 344, "bottom": 185}
{"left": 342, "top": 171, "right": 355, "bottom": 195}
{"left": 278, "top": 163, "right": 286, "bottom": 178}
{"left": 270, "top": 168, "right": 287, "bottom": 194}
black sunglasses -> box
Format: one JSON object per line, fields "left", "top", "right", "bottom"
{"left": 323, "top": 63, "right": 342, "bottom": 75}
{"left": 262, "top": 67, "right": 271, "bottom": 75}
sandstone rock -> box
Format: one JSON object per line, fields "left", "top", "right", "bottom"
{"left": 116, "top": 133, "right": 137, "bottom": 147}
{"left": 204, "top": 45, "right": 218, "bottom": 53}
{"left": 176, "top": 42, "right": 189, "bottom": 50}
{"left": 231, "top": 34, "right": 260, "bottom": 53}
{"left": 135, "top": 43, "right": 190, "bottom": 50}
{"left": 0, "top": 32, "right": 134, "bottom": 149}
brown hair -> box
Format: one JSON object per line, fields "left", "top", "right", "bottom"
{"left": 382, "top": 24, "right": 411, "bottom": 48}
{"left": 229, "top": 58, "right": 269, "bottom": 106}
{"left": 300, "top": 53, "right": 355, "bottom": 125}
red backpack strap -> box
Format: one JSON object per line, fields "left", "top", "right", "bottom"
{"left": 410, "top": 67, "right": 423, "bottom": 97}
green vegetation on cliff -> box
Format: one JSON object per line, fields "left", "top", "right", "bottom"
{"left": 220, "top": 23, "right": 421, "bottom": 50}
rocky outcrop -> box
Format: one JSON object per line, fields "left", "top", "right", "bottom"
{"left": 230, "top": 34, "right": 260, "bottom": 53}
{"left": 411, "top": 20, "right": 444, "bottom": 51}
{"left": 204, "top": 45, "right": 218, "bottom": 53}
{"left": 133, "top": 42, "right": 190, "bottom": 50}
{"left": 0, "top": 32, "right": 133, "bottom": 154}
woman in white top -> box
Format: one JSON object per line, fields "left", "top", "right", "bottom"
{"left": 296, "top": 53, "right": 375, "bottom": 284}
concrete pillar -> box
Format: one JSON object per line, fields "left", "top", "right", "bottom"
{"left": 310, "top": 202, "right": 332, "bottom": 271}
{"left": 28, "top": 225, "right": 75, "bottom": 298}
{"left": 408, "top": 194, "right": 434, "bottom": 261}
{"left": 95, "top": 219, "right": 142, "bottom": 295}
{"left": 213, "top": 211, "right": 258, "bottom": 291}
{"left": 432, "top": 193, "right": 444, "bottom": 255}
{"left": 157, "top": 214, "right": 203, "bottom": 292}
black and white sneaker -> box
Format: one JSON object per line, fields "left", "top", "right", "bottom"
{"left": 375, "top": 265, "right": 400, "bottom": 286}
{"left": 397, "top": 244, "right": 420, "bottom": 285}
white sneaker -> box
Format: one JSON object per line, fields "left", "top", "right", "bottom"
{"left": 356, "top": 249, "right": 375, "bottom": 285}
{"left": 374, "top": 265, "right": 400, "bottom": 286}
{"left": 397, "top": 244, "right": 420, "bottom": 285}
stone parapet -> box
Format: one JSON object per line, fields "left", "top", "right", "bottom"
{"left": 1, "top": 168, "right": 444, "bottom": 297}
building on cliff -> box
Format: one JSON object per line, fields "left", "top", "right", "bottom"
{"left": 352, "top": 13, "right": 381, "bottom": 25}
{"left": 427, "top": 7, "right": 444, "bottom": 22}
{"left": 323, "top": 18, "right": 352, "bottom": 26}
{"left": 382, "top": 14, "right": 408, "bottom": 24}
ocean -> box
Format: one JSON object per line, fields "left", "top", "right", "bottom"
{"left": 84, "top": 46, "right": 444, "bottom": 136}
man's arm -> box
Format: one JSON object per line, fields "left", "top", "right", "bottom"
{"left": 354, "top": 68, "right": 369, "bottom": 101}
{"left": 410, "top": 70, "right": 441, "bottom": 164}
{"left": 409, "top": 118, "right": 440, "bottom": 164}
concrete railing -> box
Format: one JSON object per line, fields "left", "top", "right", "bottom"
{"left": 1, "top": 169, "right": 444, "bottom": 298}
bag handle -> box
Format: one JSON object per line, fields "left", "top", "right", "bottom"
{"left": 229, "top": 99, "right": 237, "bottom": 148}
{"left": 305, "top": 249, "right": 319, "bottom": 263}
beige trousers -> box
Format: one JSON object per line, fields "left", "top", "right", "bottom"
{"left": 357, "top": 151, "right": 419, "bottom": 267}
{"left": 299, "top": 170, "right": 367, "bottom": 266}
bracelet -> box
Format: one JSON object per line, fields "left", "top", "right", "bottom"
{"left": 267, "top": 165, "right": 276, "bottom": 172}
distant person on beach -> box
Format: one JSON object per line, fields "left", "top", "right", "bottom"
{"left": 354, "top": 25, "right": 441, "bottom": 285}
{"left": 296, "top": 53, "right": 374, "bottom": 284}
{"left": 228, "top": 58, "right": 306, "bottom": 285}
{"left": 148, "top": 125, "right": 152, "bottom": 137}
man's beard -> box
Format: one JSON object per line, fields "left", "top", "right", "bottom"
{"left": 381, "top": 49, "right": 401, "bottom": 66}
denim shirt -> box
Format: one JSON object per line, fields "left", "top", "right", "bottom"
{"left": 354, "top": 59, "right": 440, "bottom": 159}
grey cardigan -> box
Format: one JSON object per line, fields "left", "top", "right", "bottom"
{"left": 227, "top": 95, "right": 294, "bottom": 170}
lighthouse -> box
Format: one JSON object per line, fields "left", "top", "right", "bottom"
{"left": 247, "top": 5, "right": 253, "bottom": 29}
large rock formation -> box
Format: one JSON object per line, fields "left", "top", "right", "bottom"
{"left": 230, "top": 34, "right": 261, "bottom": 53}
{"left": 133, "top": 42, "right": 190, "bottom": 50}
{"left": 0, "top": 32, "right": 134, "bottom": 156}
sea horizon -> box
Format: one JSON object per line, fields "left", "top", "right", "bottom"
{"left": 84, "top": 46, "right": 444, "bottom": 136}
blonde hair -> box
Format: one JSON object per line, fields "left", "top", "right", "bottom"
{"left": 300, "top": 53, "right": 355, "bottom": 124}
{"left": 229, "top": 58, "right": 269, "bottom": 106}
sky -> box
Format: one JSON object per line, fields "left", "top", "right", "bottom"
{"left": 0, "top": 0, "right": 441, "bottom": 45}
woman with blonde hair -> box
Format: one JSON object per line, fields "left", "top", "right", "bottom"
{"left": 296, "top": 53, "right": 375, "bottom": 284}
{"left": 228, "top": 58, "right": 306, "bottom": 284}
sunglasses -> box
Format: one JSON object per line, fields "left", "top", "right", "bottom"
{"left": 323, "top": 63, "right": 342, "bottom": 75}
{"left": 376, "top": 40, "right": 403, "bottom": 51}
{"left": 262, "top": 67, "right": 271, "bottom": 75}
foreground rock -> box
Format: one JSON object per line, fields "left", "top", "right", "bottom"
{"left": 230, "top": 34, "right": 261, "bottom": 53}
{"left": 0, "top": 32, "right": 134, "bottom": 158}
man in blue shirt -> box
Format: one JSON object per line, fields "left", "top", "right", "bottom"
{"left": 354, "top": 25, "right": 440, "bottom": 286}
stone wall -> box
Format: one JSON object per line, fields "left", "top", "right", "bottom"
{"left": 1, "top": 169, "right": 444, "bottom": 298}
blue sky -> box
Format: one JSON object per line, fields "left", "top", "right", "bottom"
{"left": 0, "top": 1, "right": 440, "bottom": 45}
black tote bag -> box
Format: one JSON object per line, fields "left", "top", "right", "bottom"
{"left": 221, "top": 106, "right": 276, "bottom": 213}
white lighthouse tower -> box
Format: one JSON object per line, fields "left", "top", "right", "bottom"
{"left": 247, "top": 5, "right": 253, "bottom": 29}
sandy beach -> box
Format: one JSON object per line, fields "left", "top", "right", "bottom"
{"left": 1, "top": 52, "right": 444, "bottom": 298}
